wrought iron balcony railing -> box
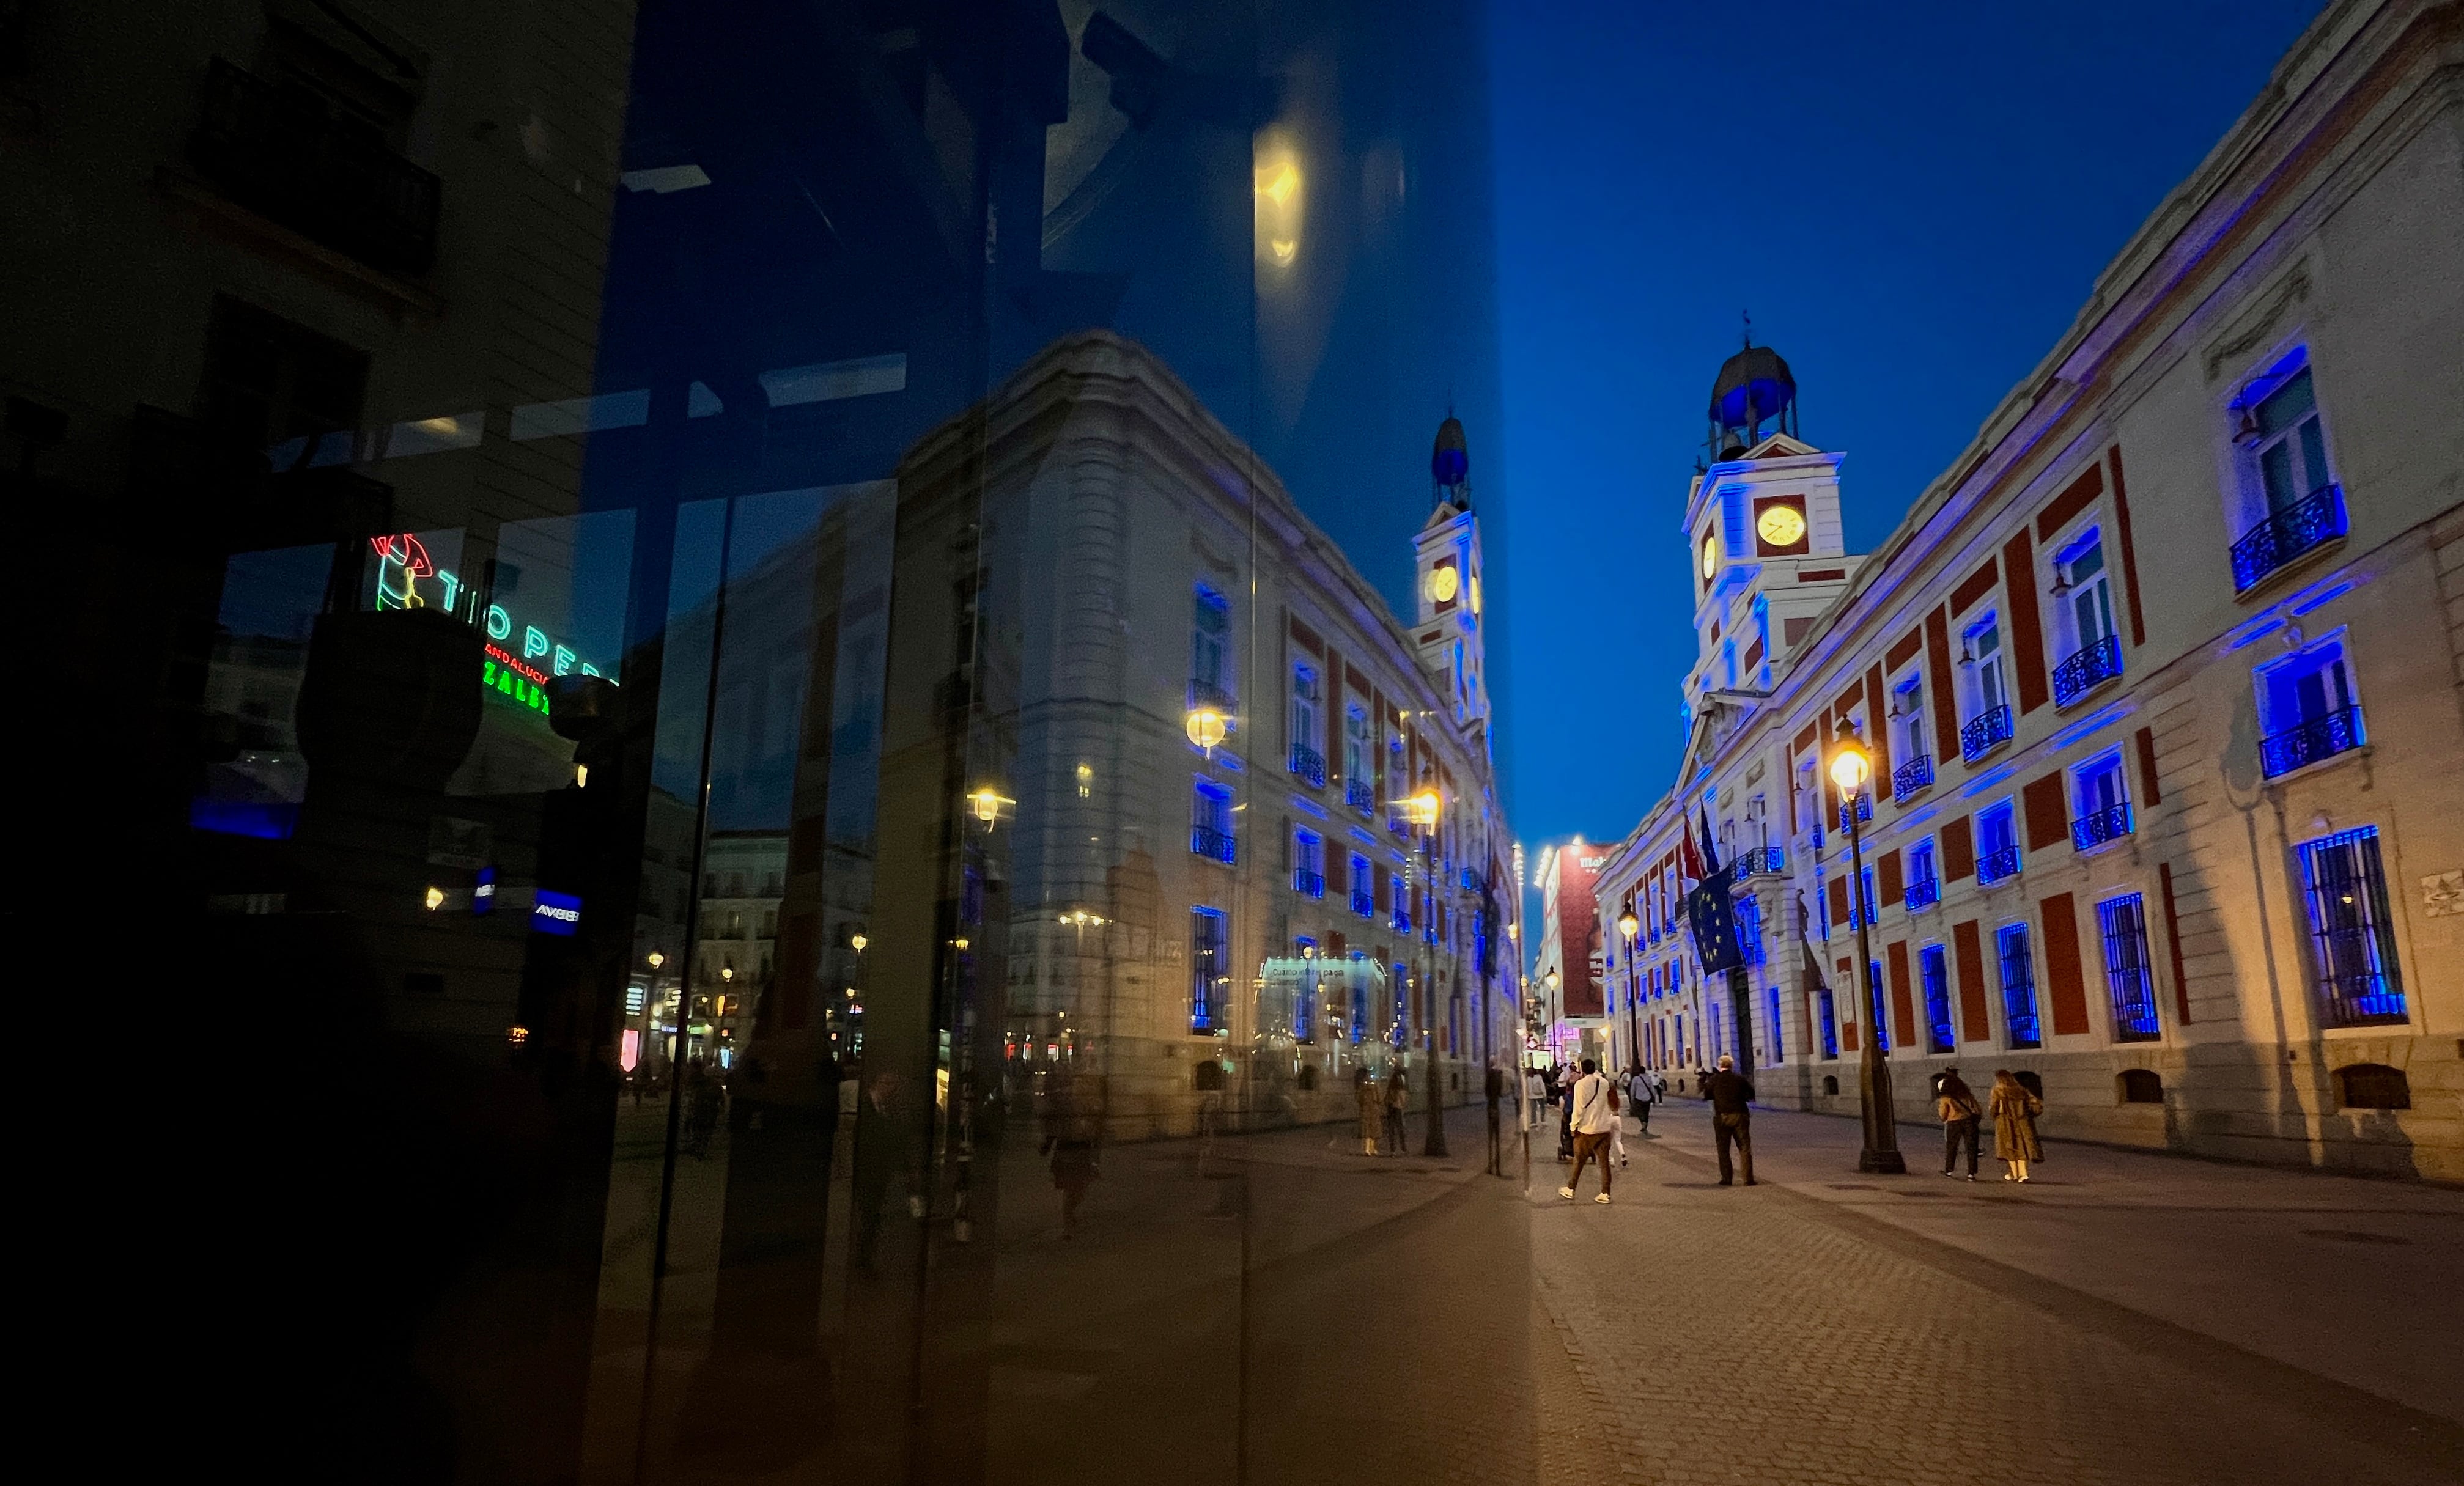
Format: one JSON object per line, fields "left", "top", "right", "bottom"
{"left": 2052, "top": 634, "right": 2124, "bottom": 708}
{"left": 1292, "top": 868, "right": 1325, "bottom": 898}
{"left": 1904, "top": 877, "right": 1940, "bottom": 912}
{"left": 1892, "top": 754, "right": 1935, "bottom": 801}
{"left": 1960, "top": 705, "right": 2014, "bottom": 762}
{"left": 2231, "top": 485, "right": 2347, "bottom": 593}
{"left": 2260, "top": 705, "right": 2364, "bottom": 779}
{"left": 2320, "top": 967, "right": 2408, "bottom": 1029}
{"left": 1345, "top": 778, "right": 1375, "bottom": 811}
{"left": 1729, "top": 847, "right": 1785, "bottom": 880}
{"left": 1187, "top": 679, "right": 1236, "bottom": 711}
{"left": 1189, "top": 826, "right": 1236, "bottom": 864}
{"left": 1837, "top": 795, "right": 1873, "bottom": 833}
{"left": 1387, "top": 813, "right": 1410, "bottom": 835}
{"left": 1288, "top": 743, "right": 1326, "bottom": 787}
{"left": 1977, "top": 845, "right": 2022, "bottom": 887}
{"left": 190, "top": 58, "right": 441, "bottom": 275}
{"left": 2071, "top": 803, "right": 2133, "bottom": 852}
{"left": 1351, "top": 889, "right": 1374, "bottom": 917}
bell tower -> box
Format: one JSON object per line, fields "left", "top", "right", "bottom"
{"left": 1414, "top": 415, "right": 1491, "bottom": 752}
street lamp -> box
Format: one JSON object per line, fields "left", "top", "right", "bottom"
{"left": 1398, "top": 782, "right": 1448, "bottom": 1157}
{"left": 1617, "top": 903, "right": 1641, "bottom": 1070}
{"left": 1829, "top": 718, "right": 1905, "bottom": 1174}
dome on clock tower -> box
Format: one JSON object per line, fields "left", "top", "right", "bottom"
{"left": 1706, "top": 340, "right": 1799, "bottom": 459}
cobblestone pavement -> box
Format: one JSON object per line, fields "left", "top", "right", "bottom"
{"left": 1532, "top": 1105, "right": 2464, "bottom": 1486}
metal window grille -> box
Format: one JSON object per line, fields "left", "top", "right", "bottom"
{"left": 1920, "top": 945, "right": 1954, "bottom": 1053}
{"left": 1766, "top": 986, "right": 1782, "bottom": 1062}
{"left": 1818, "top": 990, "right": 1839, "bottom": 1059}
{"left": 1865, "top": 961, "right": 1887, "bottom": 1053}
{"left": 1997, "top": 924, "right": 2040, "bottom": 1048}
{"left": 2297, "top": 826, "right": 2408, "bottom": 1026}
{"left": 2097, "top": 894, "right": 2161, "bottom": 1042}
{"left": 1189, "top": 909, "right": 1227, "bottom": 1032}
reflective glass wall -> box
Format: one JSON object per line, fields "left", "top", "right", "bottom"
{"left": 11, "top": 2, "right": 1525, "bottom": 1481}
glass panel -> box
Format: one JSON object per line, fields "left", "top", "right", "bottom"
{"left": 2255, "top": 367, "right": 2316, "bottom": 436}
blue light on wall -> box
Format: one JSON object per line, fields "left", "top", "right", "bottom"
{"left": 533, "top": 889, "right": 583, "bottom": 936}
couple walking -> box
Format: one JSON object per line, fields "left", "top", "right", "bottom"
{"left": 1935, "top": 1067, "right": 2045, "bottom": 1182}
{"left": 1354, "top": 1063, "right": 1410, "bottom": 1155}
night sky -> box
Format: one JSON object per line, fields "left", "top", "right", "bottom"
{"left": 1489, "top": 0, "right": 2329, "bottom": 866}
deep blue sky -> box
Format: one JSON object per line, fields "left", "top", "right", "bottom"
{"left": 1489, "top": 0, "right": 2328, "bottom": 862}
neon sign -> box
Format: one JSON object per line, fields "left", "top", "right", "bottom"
{"left": 368, "top": 532, "right": 616, "bottom": 715}
{"left": 533, "top": 889, "right": 583, "bottom": 936}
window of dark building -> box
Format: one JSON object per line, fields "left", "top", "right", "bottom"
{"left": 198, "top": 296, "right": 369, "bottom": 460}
{"left": 2119, "top": 1069, "right": 2163, "bottom": 1103}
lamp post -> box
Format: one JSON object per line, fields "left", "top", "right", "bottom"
{"left": 1407, "top": 785, "right": 1448, "bottom": 1158}
{"left": 1829, "top": 718, "right": 1905, "bottom": 1174}
{"left": 1617, "top": 905, "right": 1641, "bottom": 1072}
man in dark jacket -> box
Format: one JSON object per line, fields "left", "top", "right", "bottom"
{"left": 1704, "top": 1054, "right": 1757, "bottom": 1186}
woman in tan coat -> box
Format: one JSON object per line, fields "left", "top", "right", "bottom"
{"left": 1989, "top": 1069, "right": 2043, "bottom": 1182}
{"left": 1355, "top": 1066, "right": 1384, "bottom": 1155}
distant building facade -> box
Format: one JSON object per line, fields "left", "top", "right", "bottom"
{"left": 1594, "top": 0, "right": 2462, "bottom": 1180}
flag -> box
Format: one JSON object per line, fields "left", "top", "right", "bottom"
{"left": 1698, "top": 801, "right": 1722, "bottom": 877}
{"left": 1680, "top": 818, "right": 1705, "bottom": 885}
{"left": 1686, "top": 874, "right": 1742, "bottom": 974}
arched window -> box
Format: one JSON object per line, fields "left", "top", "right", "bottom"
{"left": 2336, "top": 1062, "right": 2409, "bottom": 1111}
{"left": 1821, "top": 1074, "right": 1839, "bottom": 1097}
{"left": 2119, "top": 1069, "right": 2164, "bottom": 1104}
{"left": 1192, "top": 1060, "right": 1226, "bottom": 1092}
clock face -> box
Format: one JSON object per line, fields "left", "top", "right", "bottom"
{"left": 1755, "top": 502, "right": 1807, "bottom": 547}
{"left": 1427, "top": 564, "right": 1459, "bottom": 604}
{"left": 1699, "top": 532, "right": 1719, "bottom": 581}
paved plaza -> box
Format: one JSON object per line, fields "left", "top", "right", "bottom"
{"left": 1532, "top": 1103, "right": 2464, "bottom": 1486}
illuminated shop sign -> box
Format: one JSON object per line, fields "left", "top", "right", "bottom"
{"left": 533, "top": 889, "right": 583, "bottom": 936}
{"left": 369, "top": 534, "right": 615, "bottom": 713}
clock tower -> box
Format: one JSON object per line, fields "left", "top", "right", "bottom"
{"left": 1414, "top": 415, "right": 1492, "bottom": 754}
{"left": 1679, "top": 339, "right": 1859, "bottom": 713}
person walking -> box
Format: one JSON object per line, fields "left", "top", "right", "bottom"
{"left": 1383, "top": 1059, "right": 1411, "bottom": 1156}
{"left": 1354, "top": 1065, "right": 1384, "bottom": 1156}
{"left": 1524, "top": 1065, "right": 1547, "bottom": 1130}
{"left": 1937, "top": 1067, "right": 1985, "bottom": 1180}
{"left": 1557, "top": 1057, "right": 1618, "bottom": 1204}
{"left": 1703, "top": 1054, "right": 1757, "bottom": 1186}
{"left": 1990, "top": 1069, "right": 2043, "bottom": 1182}
{"left": 1626, "top": 1062, "right": 1659, "bottom": 1138}
{"left": 1556, "top": 1064, "right": 1577, "bottom": 1164}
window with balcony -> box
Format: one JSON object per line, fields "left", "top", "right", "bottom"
{"left": 1891, "top": 674, "right": 1933, "bottom": 799}
{"left": 2071, "top": 752, "right": 2131, "bottom": 851}
{"left": 1997, "top": 922, "right": 2041, "bottom": 1048}
{"left": 1292, "top": 827, "right": 1325, "bottom": 898}
{"left": 189, "top": 56, "right": 441, "bottom": 276}
{"left": 1905, "top": 839, "right": 1939, "bottom": 911}
{"left": 1190, "top": 586, "right": 1231, "bottom": 706}
{"left": 1289, "top": 664, "right": 1324, "bottom": 784}
{"left": 1343, "top": 705, "right": 1373, "bottom": 809}
{"left": 1960, "top": 614, "right": 2015, "bottom": 760}
{"left": 1190, "top": 778, "right": 1234, "bottom": 863}
{"left": 1919, "top": 943, "right": 1954, "bottom": 1053}
{"left": 2230, "top": 357, "right": 2347, "bottom": 592}
{"left": 2050, "top": 528, "right": 2122, "bottom": 706}
{"left": 2296, "top": 826, "right": 2407, "bottom": 1027}
{"left": 2097, "top": 893, "right": 2161, "bottom": 1042}
{"left": 2256, "top": 633, "right": 2364, "bottom": 778}
{"left": 1978, "top": 800, "right": 2020, "bottom": 886}
{"left": 1190, "top": 908, "right": 1228, "bottom": 1033}
{"left": 1349, "top": 854, "right": 1374, "bottom": 917}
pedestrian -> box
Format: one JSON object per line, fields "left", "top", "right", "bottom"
{"left": 1557, "top": 1065, "right": 1577, "bottom": 1164}
{"left": 1041, "top": 1072, "right": 1102, "bottom": 1237}
{"left": 1936, "top": 1067, "right": 1984, "bottom": 1180}
{"left": 1626, "top": 1062, "right": 1659, "bottom": 1138}
{"left": 1703, "top": 1054, "right": 1757, "bottom": 1186}
{"left": 1557, "top": 1057, "right": 1617, "bottom": 1204}
{"left": 1989, "top": 1069, "right": 2043, "bottom": 1182}
{"left": 1524, "top": 1065, "right": 1547, "bottom": 1130}
{"left": 1384, "top": 1059, "right": 1411, "bottom": 1155}
{"left": 1355, "top": 1065, "right": 1383, "bottom": 1156}
{"left": 1607, "top": 1065, "right": 1628, "bottom": 1166}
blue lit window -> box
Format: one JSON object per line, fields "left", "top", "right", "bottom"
{"left": 2072, "top": 751, "right": 2131, "bottom": 850}
{"left": 1291, "top": 827, "right": 1325, "bottom": 897}
{"left": 2256, "top": 633, "right": 2363, "bottom": 778}
{"left": 1979, "top": 800, "right": 2020, "bottom": 885}
{"left": 2297, "top": 826, "right": 2407, "bottom": 1028}
{"left": 1292, "top": 940, "right": 1316, "bottom": 1042}
{"left": 1392, "top": 965, "right": 1410, "bottom": 1047}
{"left": 2096, "top": 894, "right": 2160, "bottom": 1042}
{"left": 1192, "top": 585, "right": 1230, "bottom": 701}
{"left": 1818, "top": 987, "right": 1839, "bottom": 1059}
{"left": 1190, "top": 908, "right": 1227, "bottom": 1032}
{"left": 1190, "top": 778, "right": 1234, "bottom": 863}
{"left": 1919, "top": 944, "right": 1953, "bottom": 1053}
{"left": 1766, "top": 985, "right": 1782, "bottom": 1062}
{"left": 1865, "top": 961, "right": 1887, "bottom": 1053}
{"left": 1736, "top": 893, "right": 1765, "bottom": 964}
{"left": 1349, "top": 973, "right": 1368, "bottom": 1046}
{"left": 1349, "top": 854, "right": 1373, "bottom": 916}
{"left": 1996, "top": 923, "right": 2040, "bottom": 1048}
{"left": 2249, "top": 362, "right": 2333, "bottom": 517}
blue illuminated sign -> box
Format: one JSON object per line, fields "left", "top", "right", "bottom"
{"left": 533, "top": 889, "right": 583, "bottom": 936}
{"left": 473, "top": 866, "right": 497, "bottom": 916}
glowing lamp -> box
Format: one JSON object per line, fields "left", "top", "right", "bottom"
{"left": 1406, "top": 788, "right": 1442, "bottom": 829}
{"left": 1829, "top": 727, "right": 1871, "bottom": 798}
{"left": 850, "top": 933, "right": 868, "bottom": 953}
{"left": 1617, "top": 908, "right": 1640, "bottom": 941}
{"left": 967, "top": 787, "right": 1013, "bottom": 828}
{"left": 1185, "top": 707, "right": 1228, "bottom": 751}
{"left": 424, "top": 886, "right": 446, "bottom": 911}
{"left": 646, "top": 950, "right": 665, "bottom": 969}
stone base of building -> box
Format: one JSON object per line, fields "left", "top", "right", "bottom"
{"left": 1769, "top": 1034, "right": 2461, "bottom": 1185}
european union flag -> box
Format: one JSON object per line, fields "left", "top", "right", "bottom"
{"left": 1687, "top": 875, "right": 1743, "bottom": 974}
